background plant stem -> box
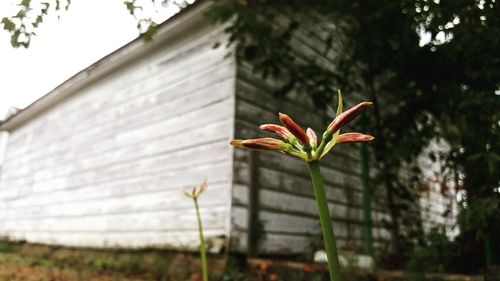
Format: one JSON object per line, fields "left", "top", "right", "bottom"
{"left": 308, "top": 161, "right": 342, "bottom": 281}
{"left": 194, "top": 198, "right": 208, "bottom": 281}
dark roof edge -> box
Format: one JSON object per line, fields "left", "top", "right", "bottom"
{"left": 0, "top": 0, "right": 211, "bottom": 131}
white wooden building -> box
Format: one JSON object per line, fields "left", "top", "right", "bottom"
{"left": 0, "top": 1, "right": 453, "bottom": 256}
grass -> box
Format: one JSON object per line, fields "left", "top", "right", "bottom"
{"left": 0, "top": 241, "right": 329, "bottom": 281}
{"left": 0, "top": 240, "right": 226, "bottom": 281}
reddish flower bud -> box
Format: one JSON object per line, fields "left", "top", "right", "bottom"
{"left": 327, "top": 102, "right": 372, "bottom": 133}
{"left": 182, "top": 180, "right": 208, "bottom": 199}
{"left": 278, "top": 113, "right": 309, "bottom": 145}
{"left": 230, "top": 138, "right": 289, "bottom": 151}
{"left": 306, "top": 128, "right": 317, "bottom": 148}
{"left": 259, "top": 124, "right": 293, "bottom": 140}
{"left": 336, "top": 133, "right": 374, "bottom": 144}
{"left": 230, "top": 140, "right": 244, "bottom": 148}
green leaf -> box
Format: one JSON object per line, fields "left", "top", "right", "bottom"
{"left": 1, "top": 17, "right": 16, "bottom": 32}
{"left": 20, "top": 0, "right": 30, "bottom": 7}
{"left": 10, "top": 31, "right": 20, "bottom": 47}
{"left": 320, "top": 134, "right": 338, "bottom": 158}
{"left": 33, "top": 15, "right": 43, "bottom": 28}
{"left": 336, "top": 89, "right": 343, "bottom": 117}
{"left": 14, "top": 10, "right": 26, "bottom": 19}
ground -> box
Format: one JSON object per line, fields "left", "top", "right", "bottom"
{"left": 0, "top": 254, "right": 143, "bottom": 281}
{"left": 0, "top": 241, "right": 332, "bottom": 281}
{"left": 0, "top": 241, "right": 485, "bottom": 281}
{"left": 0, "top": 241, "right": 225, "bottom": 281}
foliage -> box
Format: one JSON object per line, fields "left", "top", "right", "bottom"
{"left": 457, "top": 196, "right": 500, "bottom": 266}
{"left": 407, "top": 227, "right": 459, "bottom": 273}
{"left": 406, "top": 223, "right": 499, "bottom": 275}
{"left": 0, "top": 0, "right": 191, "bottom": 47}
{"left": 407, "top": 197, "right": 500, "bottom": 273}
{"left": 458, "top": 196, "right": 500, "bottom": 239}
{"left": 211, "top": 0, "right": 500, "bottom": 269}
{"left": 0, "top": 0, "right": 65, "bottom": 48}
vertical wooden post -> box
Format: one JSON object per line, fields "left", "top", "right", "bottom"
{"left": 361, "top": 115, "right": 374, "bottom": 256}
{"left": 484, "top": 232, "right": 494, "bottom": 267}
{"left": 248, "top": 151, "right": 260, "bottom": 257}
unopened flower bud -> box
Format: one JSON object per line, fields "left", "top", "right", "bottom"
{"left": 336, "top": 133, "right": 374, "bottom": 144}
{"left": 259, "top": 124, "right": 295, "bottom": 142}
{"left": 230, "top": 138, "right": 290, "bottom": 151}
{"left": 327, "top": 102, "right": 372, "bottom": 133}
{"left": 306, "top": 128, "right": 317, "bottom": 148}
{"left": 182, "top": 180, "right": 208, "bottom": 199}
{"left": 278, "top": 113, "right": 309, "bottom": 145}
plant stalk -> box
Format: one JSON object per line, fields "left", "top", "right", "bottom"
{"left": 194, "top": 198, "right": 209, "bottom": 281}
{"left": 308, "top": 161, "right": 342, "bottom": 281}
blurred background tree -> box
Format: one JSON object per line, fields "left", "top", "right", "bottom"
{"left": 2, "top": 0, "right": 499, "bottom": 274}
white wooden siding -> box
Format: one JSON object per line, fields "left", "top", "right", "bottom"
{"left": 0, "top": 6, "right": 236, "bottom": 250}
{"left": 417, "top": 141, "right": 458, "bottom": 238}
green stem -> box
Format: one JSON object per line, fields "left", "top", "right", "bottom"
{"left": 308, "top": 161, "right": 342, "bottom": 281}
{"left": 313, "top": 131, "right": 333, "bottom": 159}
{"left": 194, "top": 198, "right": 209, "bottom": 281}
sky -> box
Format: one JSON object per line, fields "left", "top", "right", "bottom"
{"left": 0, "top": 0, "right": 174, "bottom": 119}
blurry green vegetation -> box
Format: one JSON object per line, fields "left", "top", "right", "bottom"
{"left": 407, "top": 224, "right": 498, "bottom": 276}
{"left": 408, "top": 228, "right": 462, "bottom": 274}
{"left": 407, "top": 192, "right": 500, "bottom": 275}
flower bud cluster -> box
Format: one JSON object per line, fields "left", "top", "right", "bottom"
{"left": 230, "top": 91, "right": 374, "bottom": 162}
